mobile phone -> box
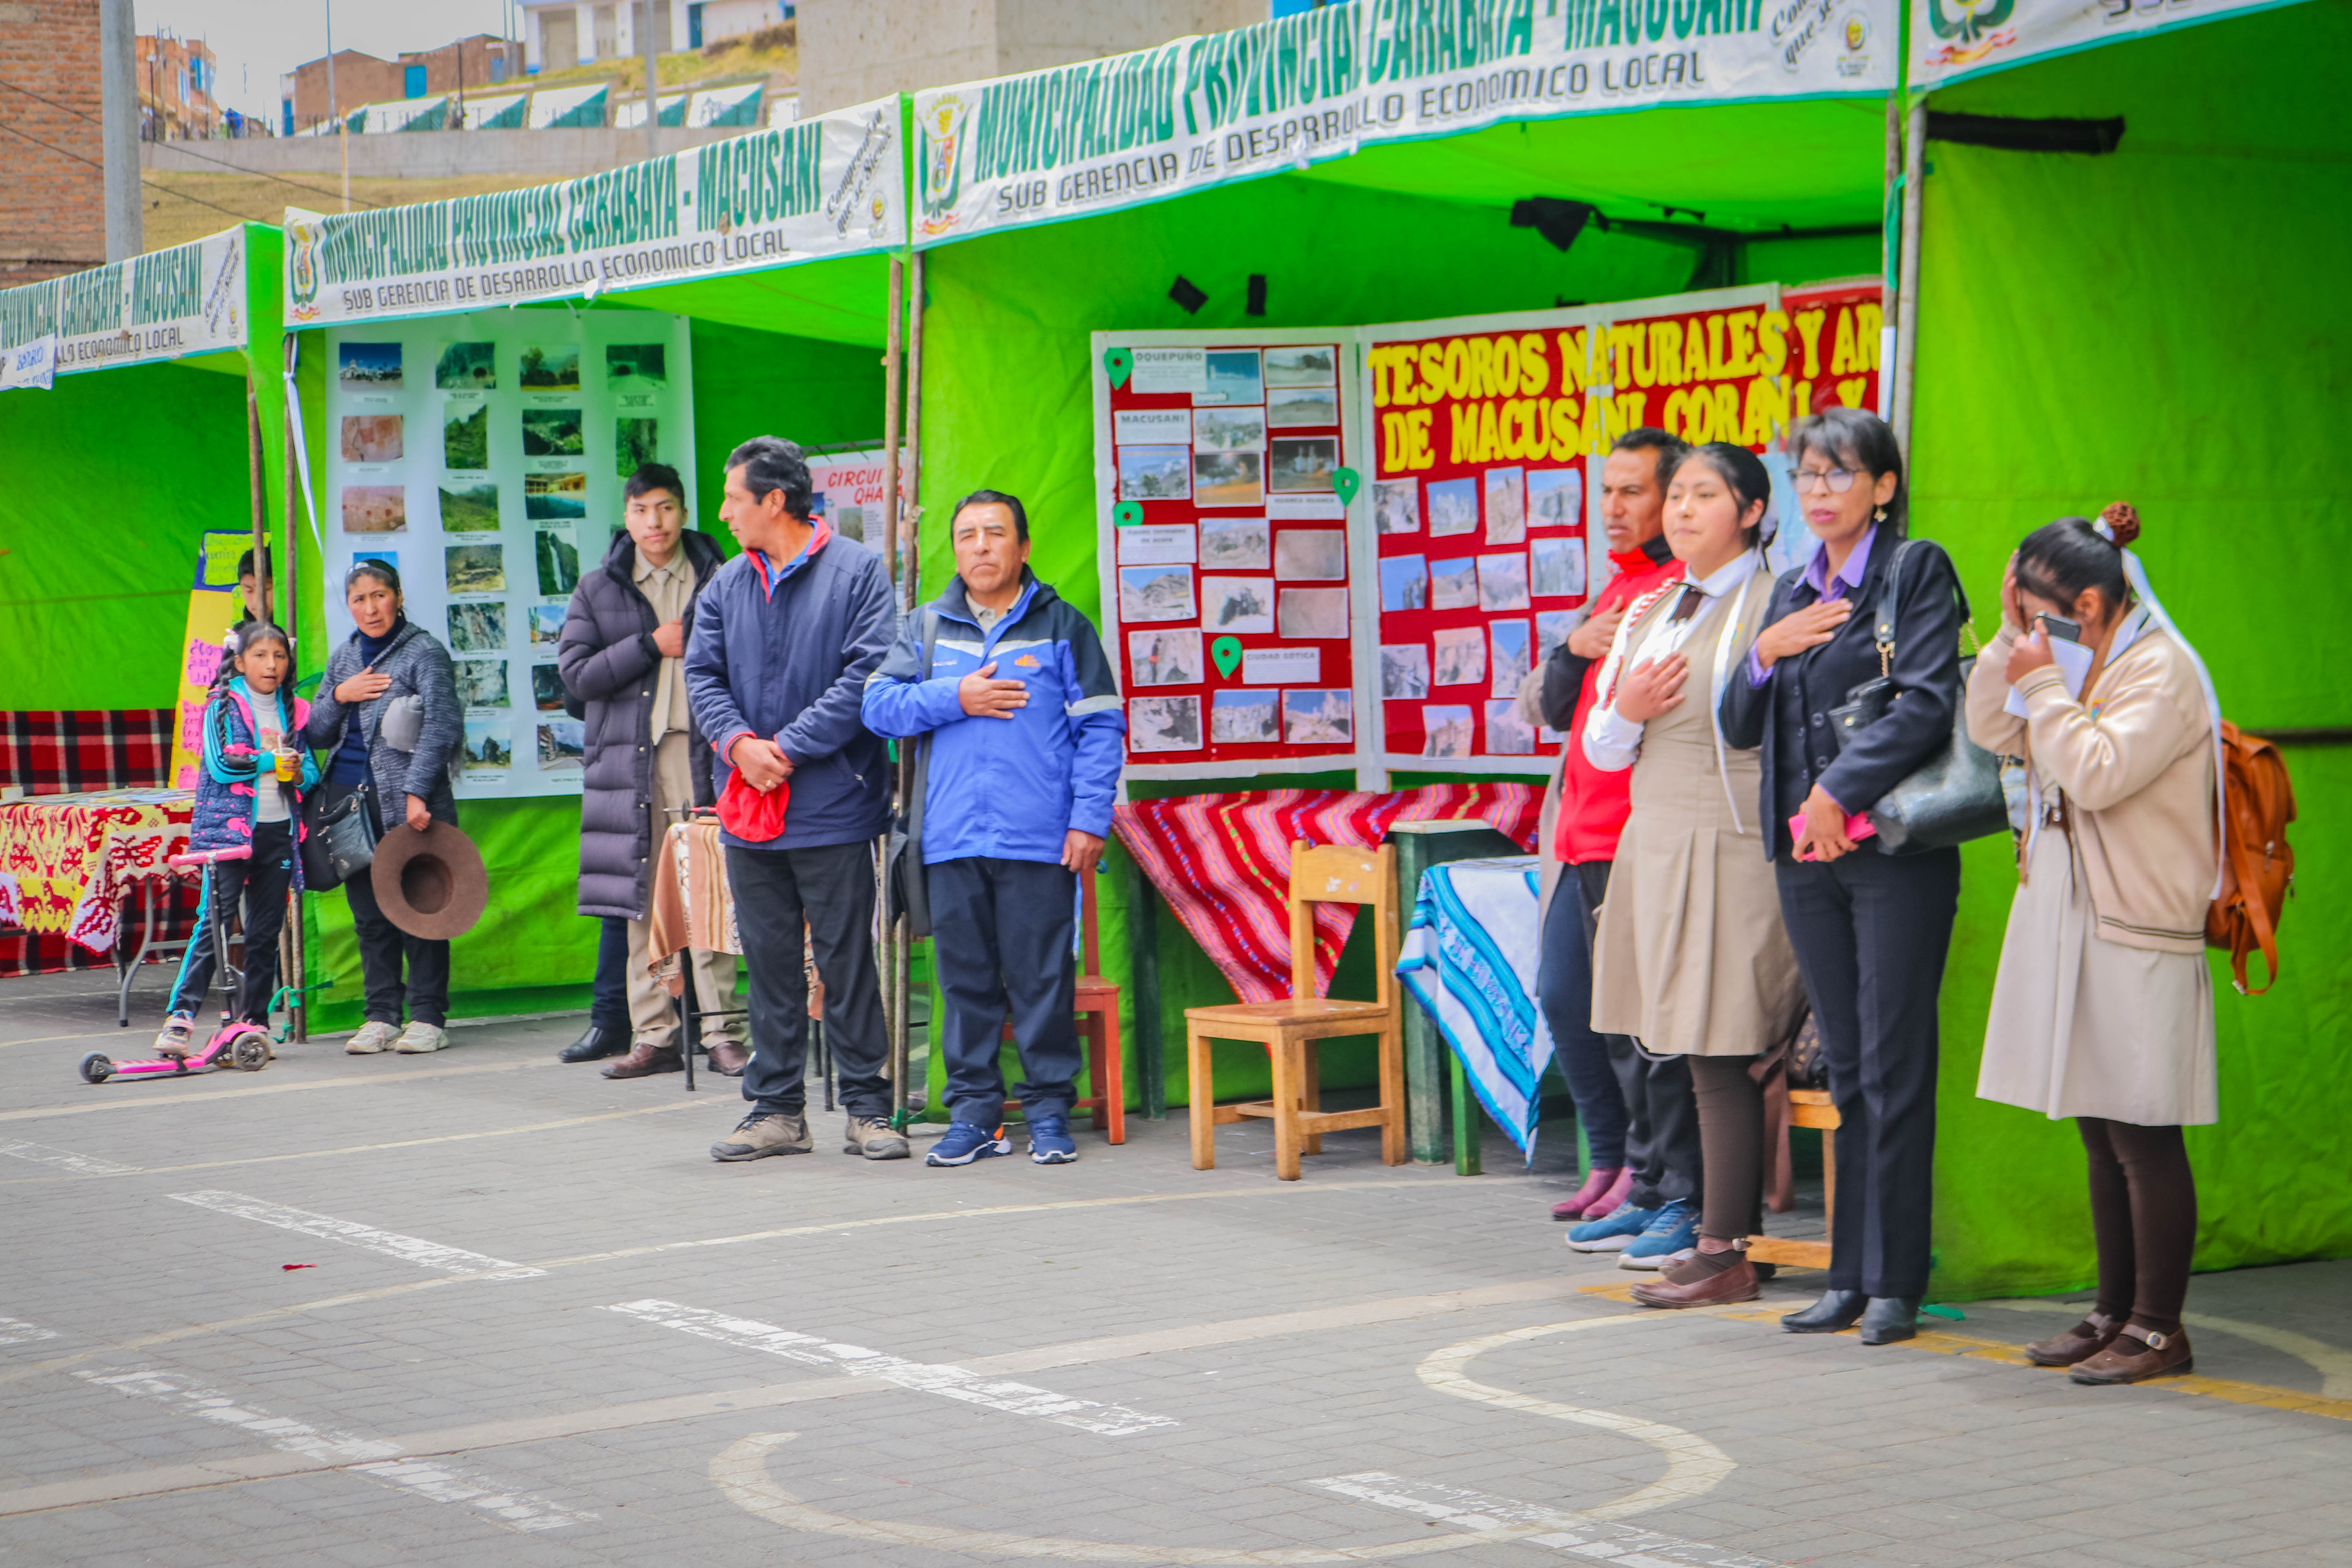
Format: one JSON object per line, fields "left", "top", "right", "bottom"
{"left": 2035, "top": 613, "right": 2082, "bottom": 644}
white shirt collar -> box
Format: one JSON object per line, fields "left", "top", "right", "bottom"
{"left": 1680, "top": 552, "right": 1756, "bottom": 602}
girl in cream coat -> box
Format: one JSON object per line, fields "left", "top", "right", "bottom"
{"left": 1966, "top": 504, "right": 2220, "bottom": 1389}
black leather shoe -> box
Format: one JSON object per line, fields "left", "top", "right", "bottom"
{"left": 1858, "top": 1296, "right": 1921, "bottom": 1345}
{"left": 1781, "top": 1289, "right": 1867, "bottom": 1334}
{"left": 558, "top": 1024, "right": 630, "bottom": 1064}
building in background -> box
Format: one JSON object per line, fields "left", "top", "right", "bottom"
{"left": 2, "top": 0, "right": 104, "bottom": 281}
{"left": 280, "top": 35, "right": 522, "bottom": 134}
{"left": 136, "top": 30, "right": 222, "bottom": 140}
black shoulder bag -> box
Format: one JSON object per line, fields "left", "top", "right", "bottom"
{"left": 882, "top": 610, "right": 942, "bottom": 939}
{"left": 299, "top": 630, "right": 416, "bottom": 890}
{"left": 1825, "top": 538, "right": 2011, "bottom": 854}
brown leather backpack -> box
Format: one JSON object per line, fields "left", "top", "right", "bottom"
{"left": 2206, "top": 722, "right": 2295, "bottom": 994}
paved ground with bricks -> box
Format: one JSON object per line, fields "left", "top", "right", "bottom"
{"left": 0, "top": 968, "right": 2346, "bottom": 1568}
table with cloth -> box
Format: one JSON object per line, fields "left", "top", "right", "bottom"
{"left": 0, "top": 789, "right": 198, "bottom": 1020}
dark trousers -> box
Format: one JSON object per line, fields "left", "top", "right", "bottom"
{"left": 343, "top": 853, "right": 450, "bottom": 1029}
{"left": 727, "top": 841, "right": 890, "bottom": 1120}
{"left": 1537, "top": 879, "right": 1627, "bottom": 1170}
{"left": 589, "top": 915, "right": 629, "bottom": 1032}
{"left": 170, "top": 820, "right": 294, "bottom": 1024}
{"left": 1775, "top": 845, "right": 1960, "bottom": 1299}
{"left": 2080, "top": 1118, "right": 2196, "bottom": 1335}
{"left": 929, "top": 857, "right": 1082, "bottom": 1127}
{"left": 1575, "top": 860, "right": 1702, "bottom": 1209}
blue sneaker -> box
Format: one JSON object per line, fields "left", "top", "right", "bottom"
{"left": 1028, "top": 1114, "right": 1077, "bottom": 1165}
{"left": 1617, "top": 1199, "right": 1699, "bottom": 1270}
{"left": 1565, "top": 1201, "right": 1659, "bottom": 1253}
{"left": 926, "top": 1122, "right": 1010, "bottom": 1166}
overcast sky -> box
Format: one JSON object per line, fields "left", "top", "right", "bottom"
{"left": 138, "top": 0, "right": 520, "bottom": 118}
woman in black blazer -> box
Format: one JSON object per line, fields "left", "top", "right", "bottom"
{"left": 1717, "top": 408, "right": 1964, "bottom": 1347}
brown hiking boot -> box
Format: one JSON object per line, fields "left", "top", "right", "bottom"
{"left": 843, "top": 1114, "right": 910, "bottom": 1161}
{"left": 602, "top": 1041, "right": 683, "bottom": 1079}
{"left": 2071, "top": 1325, "right": 2192, "bottom": 1385}
{"left": 710, "top": 1111, "right": 811, "bottom": 1162}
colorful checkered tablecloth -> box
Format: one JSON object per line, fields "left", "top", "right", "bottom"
{"left": 0, "top": 790, "right": 197, "bottom": 954}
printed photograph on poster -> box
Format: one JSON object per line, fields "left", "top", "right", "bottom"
{"left": 1119, "top": 565, "right": 1196, "bottom": 624}
{"left": 447, "top": 602, "right": 508, "bottom": 654}
{"left": 605, "top": 343, "right": 666, "bottom": 388}
{"left": 1131, "top": 347, "right": 1205, "bottom": 396}
{"left": 1263, "top": 345, "right": 1336, "bottom": 387}
{"left": 339, "top": 342, "right": 401, "bottom": 387}
{"left": 519, "top": 344, "right": 580, "bottom": 390}
{"left": 1424, "top": 705, "right": 1473, "bottom": 758}
{"left": 462, "top": 719, "right": 512, "bottom": 769}
{"left": 1192, "top": 450, "right": 1263, "bottom": 507}
{"left": 1118, "top": 445, "right": 1191, "bottom": 500}
{"left": 537, "top": 720, "right": 586, "bottom": 770}
{"left": 1267, "top": 385, "right": 1339, "bottom": 428}
{"left": 1274, "top": 529, "right": 1345, "bottom": 580}
{"left": 522, "top": 408, "right": 584, "bottom": 458}
{"left": 1211, "top": 689, "right": 1280, "bottom": 744}
{"left": 616, "top": 418, "right": 658, "bottom": 475}
{"left": 527, "top": 604, "right": 566, "bottom": 645}
{"left": 1129, "top": 694, "right": 1202, "bottom": 751}
{"left": 1373, "top": 479, "right": 1420, "bottom": 534}
{"left": 436, "top": 341, "right": 496, "bottom": 389}
{"left": 1379, "top": 555, "right": 1426, "bottom": 611}
{"left": 453, "top": 659, "right": 510, "bottom": 707}
{"left": 1243, "top": 646, "right": 1318, "bottom": 685}
{"left": 1429, "top": 557, "right": 1477, "bottom": 610}
{"left": 341, "top": 485, "right": 406, "bottom": 532}
{"left": 1528, "top": 468, "right": 1581, "bottom": 528}
{"left": 1128, "top": 628, "right": 1201, "bottom": 686}
{"left": 443, "top": 404, "right": 489, "bottom": 469}
{"left": 1536, "top": 609, "right": 1575, "bottom": 660}
{"left": 1484, "top": 467, "right": 1525, "bottom": 544}
{"left": 351, "top": 546, "right": 398, "bottom": 574}
{"left": 536, "top": 530, "right": 581, "bottom": 595}
{"left": 1200, "top": 576, "right": 1272, "bottom": 634}
{"left": 1114, "top": 408, "right": 1191, "bottom": 445}
{"left": 1192, "top": 407, "right": 1265, "bottom": 452}
{"left": 1267, "top": 437, "right": 1337, "bottom": 494}
{"left": 341, "top": 415, "right": 403, "bottom": 463}
{"left": 1192, "top": 349, "right": 1262, "bottom": 406}
{"left": 1283, "top": 689, "right": 1353, "bottom": 745}
{"left": 1381, "top": 644, "right": 1429, "bottom": 699}
{"left": 445, "top": 543, "right": 505, "bottom": 595}
{"left": 525, "top": 472, "right": 587, "bottom": 520}
{"left": 1478, "top": 553, "right": 1531, "bottom": 612}
{"left": 1433, "top": 626, "right": 1485, "bottom": 687}
{"left": 1117, "top": 524, "right": 1195, "bottom": 565}
{"left": 1199, "top": 515, "right": 1269, "bottom": 569}
{"left": 1490, "top": 619, "right": 1531, "bottom": 696}
{"left": 1531, "top": 536, "right": 1586, "bottom": 599}
{"left": 1485, "top": 701, "right": 1535, "bottom": 755}
{"left": 1427, "top": 477, "right": 1478, "bottom": 536}
{"left": 439, "top": 482, "right": 499, "bottom": 532}
{"left": 1277, "top": 587, "right": 1349, "bottom": 640}
{"left": 531, "top": 664, "right": 569, "bottom": 711}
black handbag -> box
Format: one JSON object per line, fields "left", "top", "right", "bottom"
{"left": 301, "top": 779, "right": 379, "bottom": 891}
{"left": 1826, "top": 538, "right": 2011, "bottom": 855}
{"left": 881, "top": 610, "right": 941, "bottom": 939}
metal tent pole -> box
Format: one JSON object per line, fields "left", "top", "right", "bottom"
{"left": 877, "top": 256, "right": 908, "bottom": 1121}
{"left": 280, "top": 335, "right": 308, "bottom": 1042}
{"left": 1892, "top": 98, "right": 1926, "bottom": 456}
{"left": 897, "top": 251, "right": 925, "bottom": 1118}
{"left": 638, "top": 0, "right": 661, "bottom": 163}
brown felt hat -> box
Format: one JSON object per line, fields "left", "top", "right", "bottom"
{"left": 369, "top": 821, "right": 488, "bottom": 941}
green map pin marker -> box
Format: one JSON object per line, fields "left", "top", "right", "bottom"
{"left": 1211, "top": 636, "right": 1243, "bottom": 678}
{"left": 1331, "top": 466, "right": 1362, "bottom": 506}
{"left": 1111, "top": 500, "right": 1144, "bottom": 527}
{"left": 1104, "top": 346, "right": 1134, "bottom": 388}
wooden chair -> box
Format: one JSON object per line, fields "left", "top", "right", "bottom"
{"left": 1183, "top": 841, "right": 1407, "bottom": 1180}
{"left": 1746, "top": 1088, "right": 1840, "bottom": 1271}
{"left": 998, "top": 863, "right": 1124, "bottom": 1143}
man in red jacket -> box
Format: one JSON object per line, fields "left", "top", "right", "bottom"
{"left": 1533, "top": 430, "right": 1704, "bottom": 1267}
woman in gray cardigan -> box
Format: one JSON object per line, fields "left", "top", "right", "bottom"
{"left": 303, "top": 562, "right": 463, "bottom": 1055}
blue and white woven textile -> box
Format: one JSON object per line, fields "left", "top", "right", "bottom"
{"left": 1394, "top": 855, "right": 1554, "bottom": 1160}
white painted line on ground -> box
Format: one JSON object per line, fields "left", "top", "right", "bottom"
{"left": 605, "top": 1300, "right": 1178, "bottom": 1436}
{"left": 167, "top": 1191, "right": 546, "bottom": 1280}
{"left": 76, "top": 1367, "right": 587, "bottom": 1531}
{"left": 1309, "top": 1473, "right": 1783, "bottom": 1566}
{"left": 0, "top": 1138, "right": 139, "bottom": 1176}
{"left": 0, "top": 1316, "right": 59, "bottom": 1347}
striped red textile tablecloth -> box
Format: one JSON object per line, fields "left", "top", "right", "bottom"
{"left": 1112, "top": 785, "right": 1541, "bottom": 1004}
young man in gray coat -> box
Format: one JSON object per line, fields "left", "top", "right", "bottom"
{"left": 557, "top": 464, "right": 747, "bottom": 1079}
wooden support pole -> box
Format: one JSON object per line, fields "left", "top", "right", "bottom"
{"left": 878, "top": 256, "right": 908, "bottom": 1119}
{"left": 280, "top": 337, "right": 307, "bottom": 1042}
{"left": 247, "top": 379, "right": 270, "bottom": 623}
{"left": 1892, "top": 98, "right": 1926, "bottom": 455}
{"left": 1125, "top": 847, "right": 1165, "bottom": 1119}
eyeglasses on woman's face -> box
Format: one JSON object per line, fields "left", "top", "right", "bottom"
{"left": 1793, "top": 467, "right": 1859, "bottom": 494}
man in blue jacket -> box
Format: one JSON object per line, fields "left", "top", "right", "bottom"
{"left": 686, "top": 437, "right": 902, "bottom": 1163}
{"left": 862, "top": 489, "right": 1125, "bottom": 1166}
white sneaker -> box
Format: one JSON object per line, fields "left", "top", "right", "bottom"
{"left": 346, "top": 1020, "right": 400, "bottom": 1055}
{"left": 392, "top": 1021, "right": 450, "bottom": 1054}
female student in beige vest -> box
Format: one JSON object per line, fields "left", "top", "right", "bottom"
{"left": 1583, "top": 443, "right": 1808, "bottom": 1309}
{"left": 1967, "top": 505, "right": 2220, "bottom": 1386}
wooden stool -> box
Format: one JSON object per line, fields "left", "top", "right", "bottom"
{"left": 1183, "top": 842, "right": 1406, "bottom": 1180}
{"left": 1747, "top": 1087, "right": 1840, "bottom": 1270}
{"left": 997, "top": 863, "right": 1124, "bottom": 1143}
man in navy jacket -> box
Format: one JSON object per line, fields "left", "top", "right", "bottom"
{"left": 862, "top": 490, "right": 1125, "bottom": 1166}
{"left": 686, "top": 437, "right": 901, "bottom": 1163}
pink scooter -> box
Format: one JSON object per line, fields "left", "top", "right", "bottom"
{"left": 80, "top": 893, "right": 277, "bottom": 1084}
